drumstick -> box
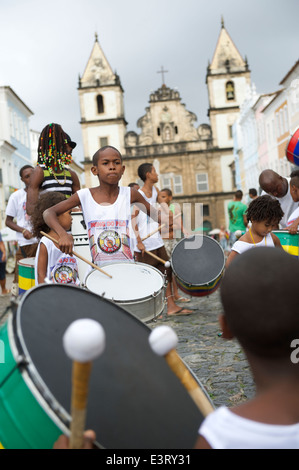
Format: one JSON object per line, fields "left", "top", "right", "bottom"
{"left": 141, "top": 213, "right": 182, "bottom": 242}
{"left": 63, "top": 318, "right": 106, "bottom": 449}
{"left": 149, "top": 326, "right": 214, "bottom": 417}
{"left": 40, "top": 231, "right": 112, "bottom": 279}
{"left": 144, "top": 250, "right": 171, "bottom": 268}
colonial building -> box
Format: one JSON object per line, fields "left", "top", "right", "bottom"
{"left": 78, "top": 20, "right": 252, "bottom": 231}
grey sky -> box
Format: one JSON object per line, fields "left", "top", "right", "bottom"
{"left": 0, "top": 0, "right": 298, "bottom": 164}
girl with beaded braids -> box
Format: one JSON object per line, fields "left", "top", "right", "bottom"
{"left": 226, "top": 195, "right": 284, "bottom": 268}
{"left": 26, "top": 123, "right": 81, "bottom": 215}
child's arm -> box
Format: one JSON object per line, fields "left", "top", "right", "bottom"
{"left": 131, "top": 188, "right": 173, "bottom": 229}
{"left": 225, "top": 250, "right": 239, "bottom": 268}
{"left": 37, "top": 242, "right": 48, "bottom": 284}
{"left": 43, "top": 193, "right": 80, "bottom": 255}
{"left": 26, "top": 166, "right": 44, "bottom": 215}
{"left": 271, "top": 233, "right": 284, "bottom": 249}
{"left": 193, "top": 434, "right": 212, "bottom": 449}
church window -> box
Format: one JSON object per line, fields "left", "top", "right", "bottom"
{"left": 173, "top": 175, "right": 183, "bottom": 194}
{"left": 196, "top": 173, "right": 209, "bottom": 192}
{"left": 157, "top": 128, "right": 161, "bottom": 136}
{"left": 203, "top": 205, "right": 210, "bottom": 216}
{"left": 175, "top": 126, "right": 178, "bottom": 134}
{"left": 97, "top": 94, "right": 104, "bottom": 114}
{"left": 226, "top": 81, "right": 235, "bottom": 101}
{"left": 228, "top": 125, "right": 233, "bottom": 139}
{"left": 99, "top": 137, "right": 108, "bottom": 147}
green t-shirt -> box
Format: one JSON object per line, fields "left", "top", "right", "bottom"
{"left": 228, "top": 200, "right": 247, "bottom": 232}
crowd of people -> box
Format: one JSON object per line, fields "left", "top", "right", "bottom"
{"left": 1, "top": 121, "right": 299, "bottom": 449}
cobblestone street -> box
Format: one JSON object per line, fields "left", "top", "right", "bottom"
{"left": 0, "top": 273, "right": 255, "bottom": 410}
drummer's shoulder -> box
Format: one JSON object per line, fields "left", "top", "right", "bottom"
{"left": 270, "top": 232, "right": 283, "bottom": 248}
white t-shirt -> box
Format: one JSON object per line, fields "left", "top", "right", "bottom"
{"left": 35, "top": 236, "right": 80, "bottom": 285}
{"left": 77, "top": 187, "right": 135, "bottom": 266}
{"left": 261, "top": 178, "right": 298, "bottom": 228}
{"left": 134, "top": 187, "right": 164, "bottom": 252}
{"left": 5, "top": 188, "right": 37, "bottom": 246}
{"left": 199, "top": 406, "right": 299, "bottom": 449}
{"left": 231, "top": 232, "right": 274, "bottom": 254}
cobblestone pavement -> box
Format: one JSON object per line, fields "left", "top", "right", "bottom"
{"left": 0, "top": 273, "right": 255, "bottom": 410}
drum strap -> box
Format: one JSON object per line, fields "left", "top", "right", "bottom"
{"left": 249, "top": 228, "right": 267, "bottom": 246}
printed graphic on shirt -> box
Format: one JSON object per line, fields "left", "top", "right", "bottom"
{"left": 88, "top": 219, "right": 133, "bottom": 265}
{"left": 51, "top": 256, "right": 79, "bottom": 284}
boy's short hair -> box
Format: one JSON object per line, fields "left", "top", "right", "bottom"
{"left": 290, "top": 169, "right": 299, "bottom": 189}
{"left": 92, "top": 146, "right": 122, "bottom": 166}
{"left": 160, "top": 188, "right": 172, "bottom": 197}
{"left": 138, "top": 163, "right": 153, "bottom": 182}
{"left": 234, "top": 190, "right": 243, "bottom": 199}
{"left": 246, "top": 194, "right": 284, "bottom": 223}
{"left": 249, "top": 188, "right": 257, "bottom": 197}
{"left": 221, "top": 247, "right": 299, "bottom": 359}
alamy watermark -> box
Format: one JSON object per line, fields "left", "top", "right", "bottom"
{"left": 290, "top": 339, "right": 299, "bottom": 364}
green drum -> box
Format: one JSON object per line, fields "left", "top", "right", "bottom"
{"left": 0, "top": 284, "right": 207, "bottom": 449}
{"left": 273, "top": 231, "right": 299, "bottom": 258}
{"left": 18, "top": 257, "right": 35, "bottom": 295}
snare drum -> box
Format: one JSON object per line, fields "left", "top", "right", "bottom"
{"left": 18, "top": 257, "right": 35, "bottom": 295}
{"left": 286, "top": 128, "right": 299, "bottom": 166}
{"left": 0, "top": 284, "right": 206, "bottom": 449}
{"left": 171, "top": 235, "right": 225, "bottom": 297}
{"left": 84, "top": 261, "right": 165, "bottom": 323}
{"left": 71, "top": 211, "right": 91, "bottom": 284}
{"left": 273, "top": 230, "right": 299, "bottom": 258}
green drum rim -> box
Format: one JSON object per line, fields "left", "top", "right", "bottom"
{"left": 0, "top": 316, "right": 67, "bottom": 449}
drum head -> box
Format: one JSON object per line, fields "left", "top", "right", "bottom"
{"left": 16, "top": 285, "right": 203, "bottom": 449}
{"left": 171, "top": 235, "right": 225, "bottom": 285}
{"left": 85, "top": 262, "right": 164, "bottom": 301}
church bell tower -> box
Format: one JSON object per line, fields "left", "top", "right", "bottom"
{"left": 78, "top": 34, "right": 127, "bottom": 187}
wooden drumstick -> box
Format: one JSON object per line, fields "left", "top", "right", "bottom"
{"left": 63, "top": 318, "right": 106, "bottom": 449}
{"left": 141, "top": 212, "right": 182, "bottom": 242}
{"left": 144, "top": 250, "right": 171, "bottom": 268}
{"left": 149, "top": 326, "right": 214, "bottom": 417}
{"left": 40, "top": 231, "right": 112, "bottom": 278}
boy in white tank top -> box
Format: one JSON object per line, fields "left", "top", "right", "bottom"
{"left": 195, "top": 247, "right": 299, "bottom": 449}
{"left": 133, "top": 163, "right": 192, "bottom": 316}
{"left": 43, "top": 147, "right": 169, "bottom": 275}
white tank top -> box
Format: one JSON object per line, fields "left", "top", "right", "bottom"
{"left": 232, "top": 232, "right": 275, "bottom": 254}
{"left": 35, "top": 237, "right": 80, "bottom": 285}
{"left": 134, "top": 187, "right": 164, "bottom": 252}
{"left": 77, "top": 187, "right": 134, "bottom": 266}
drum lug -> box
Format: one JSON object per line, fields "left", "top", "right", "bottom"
{"left": 16, "top": 355, "right": 29, "bottom": 369}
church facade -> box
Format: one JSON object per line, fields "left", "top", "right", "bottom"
{"left": 77, "top": 21, "right": 251, "bottom": 231}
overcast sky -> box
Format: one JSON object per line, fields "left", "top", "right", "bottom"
{"left": 0, "top": 0, "right": 298, "bottom": 164}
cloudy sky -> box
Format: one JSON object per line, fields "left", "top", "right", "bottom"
{"left": 0, "top": 0, "right": 298, "bottom": 164}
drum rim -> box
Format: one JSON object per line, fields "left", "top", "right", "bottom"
{"left": 171, "top": 235, "right": 225, "bottom": 286}
{"left": 18, "top": 257, "right": 35, "bottom": 266}
{"left": 85, "top": 260, "right": 166, "bottom": 302}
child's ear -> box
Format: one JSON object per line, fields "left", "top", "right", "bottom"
{"left": 218, "top": 314, "right": 234, "bottom": 340}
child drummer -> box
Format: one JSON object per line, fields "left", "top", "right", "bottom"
{"left": 43, "top": 146, "right": 170, "bottom": 271}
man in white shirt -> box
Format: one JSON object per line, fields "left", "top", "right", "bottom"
{"left": 259, "top": 169, "right": 298, "bottom": 230}
{"left": 5, "top": 165, "right": 38, "bottom": 295}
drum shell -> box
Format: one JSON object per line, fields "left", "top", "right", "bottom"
{"left": 272, "top": 230, "right": 299, "bottom": 258}
{"left": 84, "top": 262, "right": 166, "bottom": 323}
{"left": 171, "top": 235, "right": 225, "bottom": 297}
{"left": 0, "top": 315, "right": 64, "bottom": 449}
{"left": 18, "top": 257, "right": 35, "bottom": 295}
